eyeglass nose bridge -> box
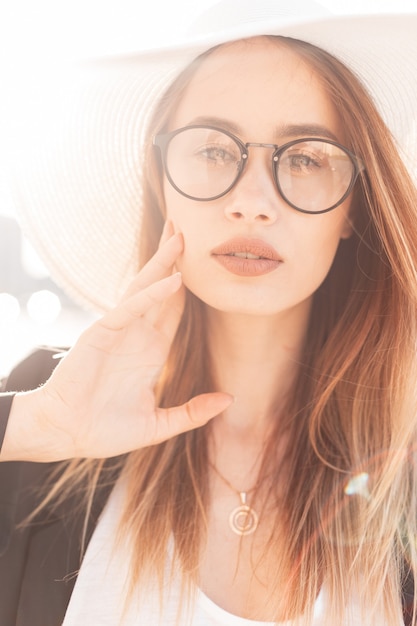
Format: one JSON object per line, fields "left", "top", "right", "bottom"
{"left": 241, "top": 142, "right": 280, "bottom": 162}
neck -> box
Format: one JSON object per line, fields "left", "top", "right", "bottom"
{"left": 206, "top": 303, "right": 310, "bottom": 463}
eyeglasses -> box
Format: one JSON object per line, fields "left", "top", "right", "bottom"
{"left": 153, "top": 125, "right": 364, "bottom": 214}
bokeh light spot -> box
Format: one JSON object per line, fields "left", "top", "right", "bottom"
{"left": 27, "top": 290, "right": 62, "bottom": 325}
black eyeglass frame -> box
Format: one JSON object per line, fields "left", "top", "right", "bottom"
{"left": 153, "top": 125, "right": 365, "bottom": 214}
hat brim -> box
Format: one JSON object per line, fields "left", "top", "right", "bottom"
{"left": 8, "top": 10, "right": 417, "bottom": 311}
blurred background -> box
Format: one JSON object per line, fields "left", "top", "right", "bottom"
{"left": 0, "top": 0, "right": 415, "bottom": 376}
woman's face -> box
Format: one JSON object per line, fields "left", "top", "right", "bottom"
{"left": 163, "top": 38, "right": 353, "bottom": 317}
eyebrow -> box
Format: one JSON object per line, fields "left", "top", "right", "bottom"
{"left": 277, "top": 123, "right": 339, "bottom": 142}
{"left": 186, "top": 116, "right": 339, "bottom": 143}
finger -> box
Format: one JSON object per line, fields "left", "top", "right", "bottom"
{"left": 158, "top": 220, "right": 175, "bottom": 247}
{"left": 121, "top": 232, "right": 183, "bottom": 301}
{"left": 102, "top": 272, "right": 183, "bottom": 330}
{"left": 153, "top": 392, "right": 235, "bottom": 442}
{"left": 154, "top": 282, "right": 186, "bottom": 339}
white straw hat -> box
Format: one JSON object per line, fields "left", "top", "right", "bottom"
{"left": 7, "top": 0, "right": 417, "bottom": 312}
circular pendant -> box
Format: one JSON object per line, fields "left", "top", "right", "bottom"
{"left": 229, "top": 504, "right": 259, "bottom": 536}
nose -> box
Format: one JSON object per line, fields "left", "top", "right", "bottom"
{"left": 223, "top": 148, "right": 281, "bottom": 224}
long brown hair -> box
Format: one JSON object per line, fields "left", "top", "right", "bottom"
{"left": 39, "top": 37, "right": 417, "bottom": 624}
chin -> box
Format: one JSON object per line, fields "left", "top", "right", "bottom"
{"left": 188, "top": 288, "right": 287, "bottom": 317}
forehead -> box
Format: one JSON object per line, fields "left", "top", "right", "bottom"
{"left": 169, "top": 37, "right": 343, "bottom": 142}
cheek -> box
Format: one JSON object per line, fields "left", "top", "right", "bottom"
{"left": 164, "top": 181, "right": 217, "bottom": 245}
{"left": 295, "top": 214, "right": 350, "bottom": 278}
{"left": 164, "top": 189, "right": 208, "bottom": 273}
{"left": 164, "top": 184, "right": 197, "bottom": 233}
{"left": 292, "top": 201, "right": 347, "bottom": 249}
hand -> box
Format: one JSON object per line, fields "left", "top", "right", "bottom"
{"left": 2, "top": 223, "right": 233, "bottom": 462}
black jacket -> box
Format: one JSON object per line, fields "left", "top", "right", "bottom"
{"left": 0, "top": 349, "right": 414, "bottom": 625}
{"left": 0, "top": 349, "right": 117, "bottom": 626}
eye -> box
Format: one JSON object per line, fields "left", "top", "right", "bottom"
{"left": 195, "top": 143, "right": 240, "bottom": 167}
{"left": 285, "top": 151, "right": 323, "bottom": 173}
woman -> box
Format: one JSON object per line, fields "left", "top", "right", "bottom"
{"left": 1, "top": 1, "right": 417, "bottom": 624}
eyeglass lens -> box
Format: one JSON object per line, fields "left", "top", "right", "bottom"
{"left": 163, "top": 127, "right": 357, "bottom": 212}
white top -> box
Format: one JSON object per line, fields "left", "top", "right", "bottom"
{"left": 62, "top": 480, "right": 403, "bottom": 626}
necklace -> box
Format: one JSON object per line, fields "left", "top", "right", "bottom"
{"left": 210, "top": 462, "right": 259, "bottom": 536}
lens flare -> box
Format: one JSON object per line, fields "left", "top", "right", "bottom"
{"left": 344, "top": 472, "right": 370, "bottom": 500}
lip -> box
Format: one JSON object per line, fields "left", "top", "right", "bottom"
{"left": 211, "top": 237, "right": 283, "bottom": 277}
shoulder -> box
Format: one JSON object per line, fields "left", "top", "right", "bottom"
{"left": 0, "top": 348, "right": 66, "bottom": 544}
{"left": 0, "top": 346, "right": 73, "bottom": 556}
{"left": 0, "top": 348, "right": 121, "bottom": 624}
